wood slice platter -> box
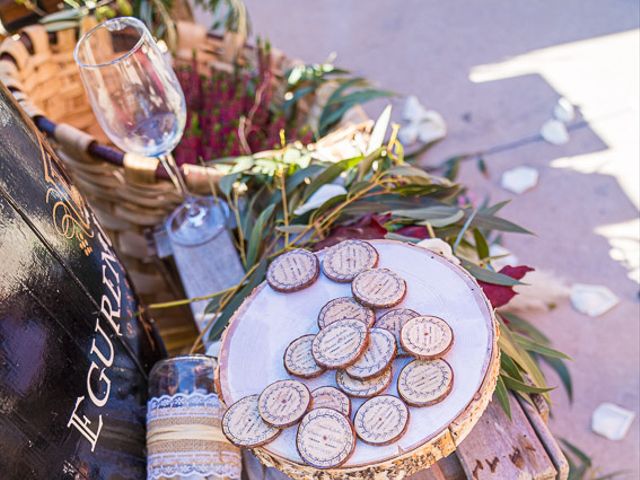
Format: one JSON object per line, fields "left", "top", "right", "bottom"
{"left": 217, "top": 240, "right": 499, "bottom": 479}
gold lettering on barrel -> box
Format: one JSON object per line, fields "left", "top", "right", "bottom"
{"left": 67, "top": 228, "right": 123, "bottom": 450}
{"left": 67, "top": 396, "right": 104, "bottom": 452}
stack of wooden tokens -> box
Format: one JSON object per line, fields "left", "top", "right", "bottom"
{"left": 222, "top": 240, "right": 456, "bottom": 469}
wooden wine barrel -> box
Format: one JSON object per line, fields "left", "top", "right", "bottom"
{"left": 0, "top": 83, "right": 166, "bottom": 478}
{"left": 216, "top": 240, "right": 499, "bottom": 479}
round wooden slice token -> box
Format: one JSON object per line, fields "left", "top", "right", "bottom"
{"left": 284, "top": 334, "right": 326, "bottom": 378}
{"left": 336, "top": 367, "right": 393, "bottom": 398}
{"left": 397, "top": 359, "right": 454, "bottom": 407}
{"left": 354, "top": 395, "right": 410, "bottom": 446}
{"left": 400, "top": 315, "right": 454, "bottom": 360}
{"left": 222, "top": 394, "right": 281, "bottom": 447}
{"left": 374, "top": 308, "right": 421, "bottom": 357}
{"left": 317, "top": 297, "right": 375, "bottom": 329}
{"left": 266, "top": 249, "right": 319, "bottom": 293}
{"left": 322, "top": 239, "right": 379, "bottom": 282}
{"left": 311, "top": 319, "right": 369, "bottom": 369}
{"left": 344, "top": 327, "right": 396, "bottom": 380}
{"left": 296, "top": 408, "right": 356, "bottom": 469}
{"left": 311, "top": 386, "right": 351, "bottom": 416}
{"left": 258, "top": 379, "right": 312, "bottom": 428}
{"left": 352, "top": 268, "right": 407, "bottom": 308}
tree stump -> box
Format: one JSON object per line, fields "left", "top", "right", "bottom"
{"left": 217, "top": 240, "right": 500, "bottom": 479}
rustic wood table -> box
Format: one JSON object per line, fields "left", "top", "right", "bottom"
{"left": 153, "top": 228, "right": 569, "bottom": 480}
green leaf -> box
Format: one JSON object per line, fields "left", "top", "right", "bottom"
{"left": 384, "top": 164, "right": 431, "bottom": 181}
{"left": 391, "top": 205, "right": 461, "bottom": 221}
{"left": 461, "top": 260, "right": 524, "bottom": 286}
{"left": 452, "top": 209, "right": 477, "bottom": 252}
{"left": 275, "top": 225, "right": 308, "bottom": 234}
{"left": 560, "top": 438, "right": 592, "bottom": 467}
{"left": 473, "top": 228, "right": 490, "bottom": 260}
{"left": 246, "top": 204, "right": 275, "bottom": 267}
{"left": 357, "top": 148, "right": 382, "bottom": 182}
{"left": 472, "top": 212, "right": 533, "bottom": 234}
{"left": 477, "top": 156, "right": 488, "bottom": 177}
{"left": 219, "top": 172, "right": 240, "bottom": 198}
{"left": 207, "top": 259, "right": 268, "bottom": 342}
{"left": 514, "top": 333, "right": 572, "bottom": 360}
{"left": 502, "top": 375, "right": 555, "bottom": 394}
{"left": 442, "top": 155, "right": 468, "bottom": 180}
{"left": 385, "top": 232, "right": 420, "bottom": 243}
{"left": 418, "top": 209, "right": 465, "bottom": 228}
{"left": 302, "top": 157, "right": 361, "bottom": 201}
{"left": 540, "top": 356, "right": 574, "bottom": 402}
{"left": 495, "top": 376, "right": 512, "bottom": 420}
{"left": 497, "top": 314, "right": 550, "bottom": 403}
{"left": 501, "top": 354, "right": 523, "bottom": 380}
{"left": 481, "top": 200, "right": 511, "bottom": 216}
{"left": 319, "top": 88, "right": 392, "bottom": 135}
{"left": 309, "top": 194, "right": 347, "bottom": 223}
{"left": 500, "top": 312, "right": 550, "bottom": 344}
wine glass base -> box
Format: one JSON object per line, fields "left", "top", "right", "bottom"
{"left": 166, "top": 196, "right": 230, "bottom": 247}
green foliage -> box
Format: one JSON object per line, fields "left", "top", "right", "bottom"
{"left": 283, "top": 63, "right": 393, "bottom": 137}
{"left": 561, "top": 438, "right": 626, "bottom": 480}
{"left": 201, "top": 113, "right": 572, "bottom": 426}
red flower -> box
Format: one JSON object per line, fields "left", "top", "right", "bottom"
{"left": 395, "top": 225, "right": 430, "bottom": 239}
{"left": 478, "top": 265, "right": 534, "bottom": 309}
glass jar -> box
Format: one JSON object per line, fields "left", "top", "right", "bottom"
{"left": 147, "top": 355, "right": 241, "bottom": 480}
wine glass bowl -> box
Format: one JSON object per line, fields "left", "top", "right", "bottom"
{"left": 74, "top": 17, "right": 186, "bottom": 157}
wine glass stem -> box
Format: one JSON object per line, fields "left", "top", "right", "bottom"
{"left": 158, "top": 153, "right": 194, "bottom": 204}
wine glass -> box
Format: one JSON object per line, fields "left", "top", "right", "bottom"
{"left": 74, "top": 17, "right": 225, "bottom": 246}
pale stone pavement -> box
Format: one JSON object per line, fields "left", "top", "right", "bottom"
{"left": 196, "top": 1, "right": 640, "bottom": 475}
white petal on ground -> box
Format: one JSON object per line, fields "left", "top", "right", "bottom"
{"left": 553, "top": 97, "right": 576, "bottom": 123}
{"left": 501, "top": 166, "right": 540, "bottom": 194}
{"left": 591, "top": 403, "right": 636, "bottom": 440}
{"left": 417, "top": 110, "right": 447, "bottom": 144}
{"left": 490, "top": 244, "right": 520, "bottom": 270}
{"left": 293, "top": 184, "right": 348, "bottom": 216}
{"left": 541, "top": 118, "right": 570, "bottom": 145}
{"left": 416, "top": 238, "right": 461, "bottom": 265}
{"left": 398, "top": 122, "right": 419, "bottom": 145}
{"left": 402, "top": 95, "right": 428, "bottom": 121}
{"left": 570, "top": 283, "right": 620, "bottom": 317}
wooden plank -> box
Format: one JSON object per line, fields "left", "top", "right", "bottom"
{"left": 161, "top": 219, "right": 245, "bottom": 336}
{"left": 408, "top": 455, "right": 466, "bottom": 480}
{"left": 456, "top": 395, "right": 557, "bottom": 480}
{"left": 518, "top": 397, "right": 569, "bottom": 480}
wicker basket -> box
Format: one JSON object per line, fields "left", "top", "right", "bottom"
{"left": 0, "top": 18, "right": 369, "bottom": 352}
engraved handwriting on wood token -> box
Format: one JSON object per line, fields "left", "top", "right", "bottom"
{"left": 400, "top": 316, "right": 454, "bottom": 360}
{"left": 266, "top": 249, "right": 319, "bottom": 292}
{"left": 258, "top": 380, "right": 311, "bottom": 428}
{"left": 312, "top": 319, "right": 369, "bottom": 369}
{"left": 336, "top": 367, "right": 393, "bottom": 398}
{"left": 354, "top": 395, "right": 409, "bottom": 445}
{"left": 284, "top": 335, "right": 325, "bottom": 378}
{"left": 345, "top": 328, "right": 396, "bottom": 380}
{"left": 222, "top": 395, "right": 280, "bottom": 447}
{"left": 397, "top": 359, "right": 454, "bottom": 407}
{"left": 375, "top": 308, "right": 420, "bottom": 356}
{"left": 322, "top": 240, "right": 379, "bottom": 282}
{"left": 352, "top": 268, "right": 406, "bottom": 308}
{"left": 311, "top": 386, "right": 351, "bottom": 416}
{"left": 296, "top": 408, "right": 355, "bottom": 469}
{"left": 317, "top": 297, "right": 375, "bottom": 329}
